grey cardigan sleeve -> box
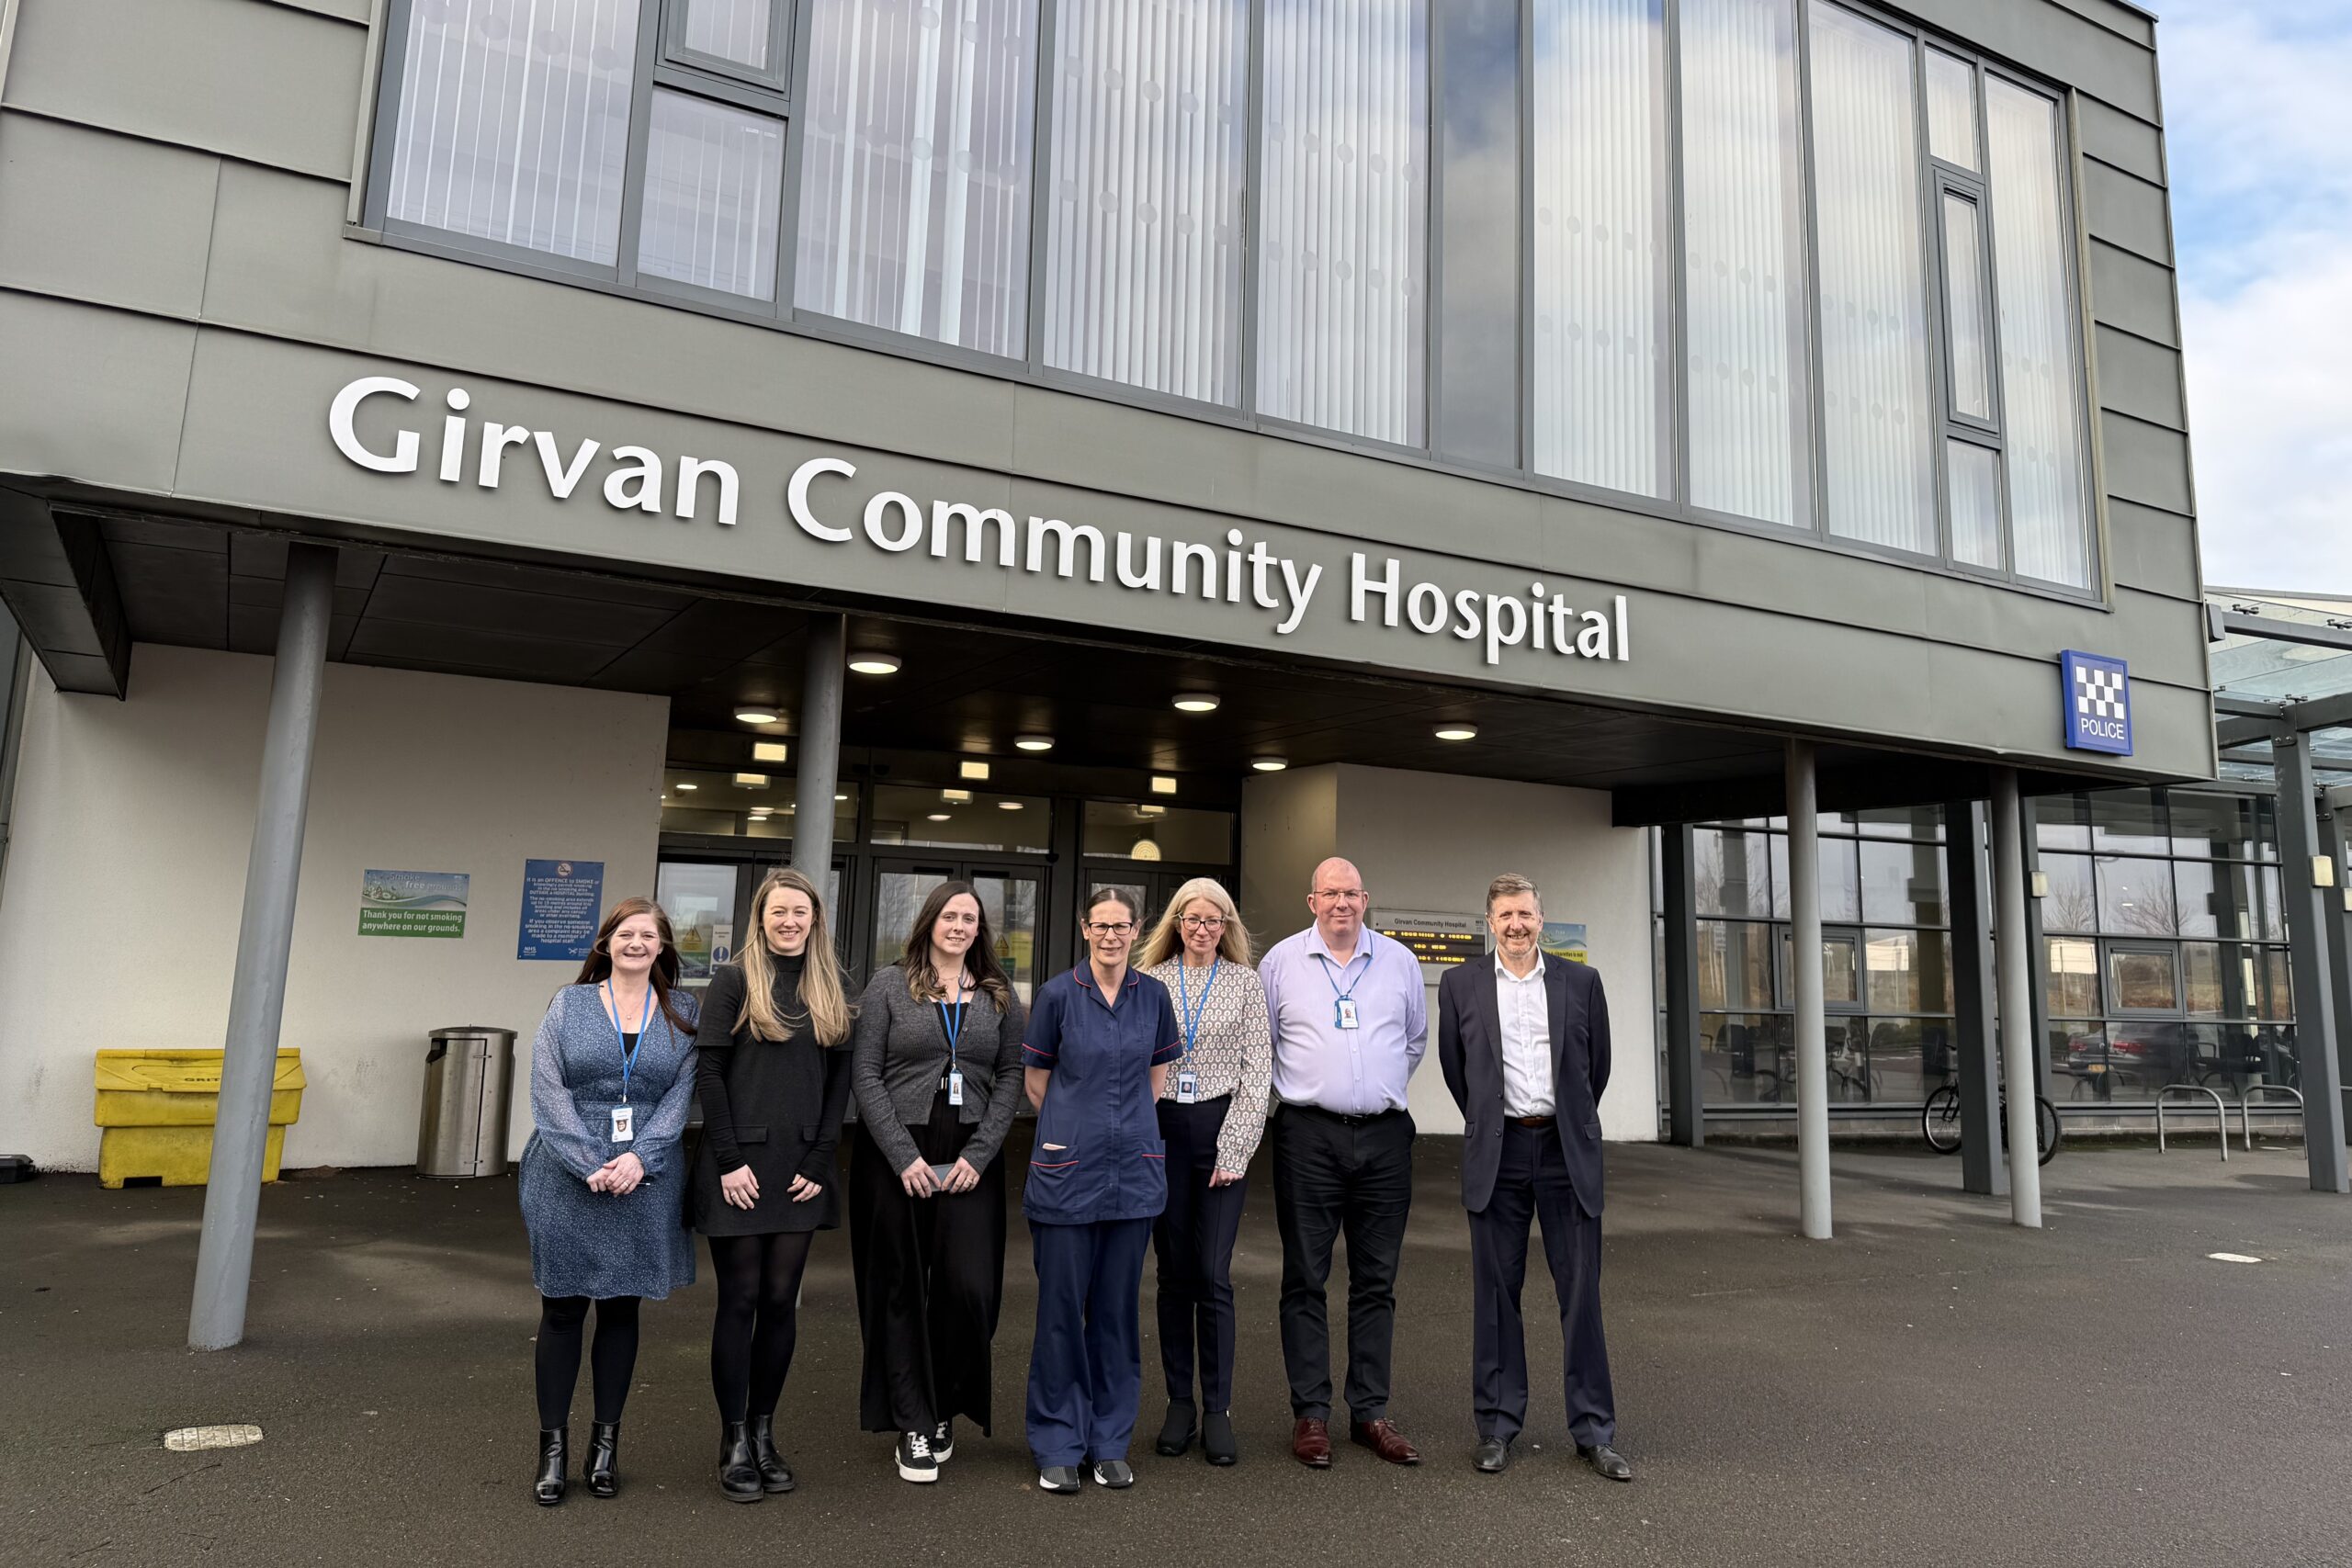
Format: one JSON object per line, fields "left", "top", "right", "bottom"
{"left": 959, "top": 989, "right": 1030, "bottom": 1174}
{"left": 851, "top": 968, "right": 925, "bottom": 1178}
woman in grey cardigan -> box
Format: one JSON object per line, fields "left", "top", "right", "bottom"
{"left": 518, "top": 897, "right": 699, "bottom": 1506}
{"left": 849, "top": 880, "right": 1029, "bottom": 1484}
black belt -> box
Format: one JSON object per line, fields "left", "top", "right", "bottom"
{"left": 1287, "top": 1103, "right": 1403, "bottom": 1128}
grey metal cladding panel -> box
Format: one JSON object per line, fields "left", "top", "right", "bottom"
{"left": 2087, "top": 241, "right": 2179, "bottom": 347}
{"left": 202, "top": 166, "right": 1022, "bottom": 473}
{"left": 2079, "top": 96, "right": 2165, "bottom": 185}
{"left": 2044, "top": 0, "right": 2155, "bottom": 49}
{"left": 2108, "top": 680, "right": 2215, "bottom": 780}
{"left": 2105, "top": 499, "right": 2200, "bottom": 601}
{"left": 0, "top": 115, "right": 220, "bottom": 319}
{"left": 0, "top": 293, "right": 196, "bottom": 493}
{"left": 1915, "top": 567, "right": 2199, "bottom": 688}
{"left": 2092, "top": 324, "right": 2185, "bottom": 431}
{"left": 2, "top": 0, "right": 365, "bottom": 181}
{"left": 1895, "top": 0, "right": 2157, "bottom": 121}
{"left": 2080, "top": 161, "right": 2172, "bottom": 265}
{"left": 2099, "top": 412, "right": 2195, "bottom": 515}
{"left": 167, "top": 329, "right": 2200, "bottom": 773}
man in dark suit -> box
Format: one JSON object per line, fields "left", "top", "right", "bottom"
{"left": 1437, "top": 873, "right": 1629, "bottom": 1482}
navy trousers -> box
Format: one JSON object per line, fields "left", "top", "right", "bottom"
{"left": 1468, "top": 1121, "right": 1615, "bottom": 1447}
{"left": 1026, "top": 1216, "right": 1154, "bottom": 1468}
{"left": 1153, "top": 1095, "right": 1250, "bottom": 1411}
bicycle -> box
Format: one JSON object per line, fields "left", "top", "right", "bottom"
{"left": 1921, "top": 1085, "right": 2060, "bottom": 1166}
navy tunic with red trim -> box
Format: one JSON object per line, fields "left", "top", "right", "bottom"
{"left": 1020, "top": 967, "right": 1183, "bottom": 1226}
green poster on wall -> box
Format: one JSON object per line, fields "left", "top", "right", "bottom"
{"left": 358, "top": 870, "right": 469, "bottom": 938}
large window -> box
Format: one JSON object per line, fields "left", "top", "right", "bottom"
{"left": 369, "top": 0, "right": 2098, "bottom": 594}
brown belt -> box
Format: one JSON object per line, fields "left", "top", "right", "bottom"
{"left": 1510, "top": 1115, "right": 1552, "bottom": 1128}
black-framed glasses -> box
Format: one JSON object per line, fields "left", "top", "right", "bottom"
{"left": 1084, "top": 920, "right": 1136, "bottom": 937}
{"left": 1179, "top": 914, "right": 1227, "bottom": 931}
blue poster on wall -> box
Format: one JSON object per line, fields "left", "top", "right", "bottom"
{"left": 517, "top": 859, "right": 605, "bottom": 961}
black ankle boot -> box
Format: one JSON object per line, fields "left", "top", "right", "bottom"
{"left": 585, "top": 1421, "right": 620, "bottom": 1498}
{"left": 1157, "top": 1398, "right": 1199, "bottom": 1457}
{"left": 534, "top": 1428, "right": 568, "bottom": 1506}
{"left": 749, "top": 1415, "right": 797, "bottom": 1494}
{"left": 718, "top": 1420, "right": 763, "bottom": 1503}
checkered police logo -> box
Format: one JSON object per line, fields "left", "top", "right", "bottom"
{"left": 2061, "top": 650, "right": 2132, "bottom": 756}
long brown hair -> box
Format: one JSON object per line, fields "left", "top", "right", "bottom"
{"left": 739, "top": 867, "right": 853, "bottom": 1045}
{"left": 574, "top": 897, "right": 697, "bottom": 1037}
{"left": 1136, "top": 876, "right": 1255, "bottom": 969}
{"left": 901, "top": 880, "right": 1014, "bottom": 1009}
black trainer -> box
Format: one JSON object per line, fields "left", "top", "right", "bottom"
{"left": 896, "top": 1429, "right": 939, "bottom": 1483}
{"left": 1038, "top": 1464, "right": 1081, "bottom": 1494}
{"left": 1091, "top": 1458, "right": 1135, "bottom": 1489}
{"left": 930, "top": 1418, "right": 955, "bottom": 1463}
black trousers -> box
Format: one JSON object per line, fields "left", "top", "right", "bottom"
{"left": 1271, "top": 1104, "right": 1414, "bottom": 1425}
{"left": 1152, "top": 1095, "right": 1250, "bottom": 1411}
{"left": 848, "top": 1093, "right": 1007, "bottom": 1435}
{"left": 1468, "top": 1121, "right": 1614, "bottom": 1447}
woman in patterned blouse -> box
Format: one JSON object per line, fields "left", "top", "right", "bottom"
{"left": 1135, "top": 877, "right": 1272, "bottom": 1467}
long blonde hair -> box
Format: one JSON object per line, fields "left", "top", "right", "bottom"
{"left": 740, "top": 868, "right": 853, "bottom": 1045}
{"left": 1137, "top": 877, "right": 1254, "bottom": 969}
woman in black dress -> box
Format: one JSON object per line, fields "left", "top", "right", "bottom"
{"left": 687, "top": 867, "right": 854, "bottom": 1502}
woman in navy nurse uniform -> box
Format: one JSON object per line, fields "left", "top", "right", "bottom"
{"left": 1021, "top": 886, "right": 1182, "bottom": 1495}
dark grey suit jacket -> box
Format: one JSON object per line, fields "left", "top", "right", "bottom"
{"left": 1437, "top": 952, "right": 1611, "bottom": 1217}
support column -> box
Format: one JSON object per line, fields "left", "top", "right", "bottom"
{"left": 1661, "top": 826, "right": 1704, "bottom": 1147}
{"left": 792, "top": 614, "right": 845, "bottom": 886}
{"left": 2019, "top": 796, "right": 2053, "bottom": 1100}
{"left": 1786, "top": 741, "right": 1830, "bottom": 1239}
{"left": 190, "top": 543, "right": 335, "bottom": 1350}
{"left": 2271, "top": 733, "right": 2349, "bottom": 1192}
{"left": 1989, "top": 770, "right": 2043, "bottom": 1228}
{"left": 1943, "top": 801, "right": 2007, "bottom": 1197}
{"left": 2319, "top": 794, "right": 2352, "bottom": 1100}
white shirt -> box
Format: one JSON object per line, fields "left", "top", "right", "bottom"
{"left": 1494, "top": 954, "right": 1555, "bottom": 1118}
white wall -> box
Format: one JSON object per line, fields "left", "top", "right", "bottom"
{"left": 1242, "top": 763, "right": 1657, "bottom": 1142}
{"left": 0, "top": 645, "right": 666, "bottom": 1171}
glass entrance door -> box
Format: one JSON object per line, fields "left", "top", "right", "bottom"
{"left": 869, "top": 857, "right": 1047, "bottom": 1002}
{"left": 659, "top": 855, "right": 852, "bottom": 990}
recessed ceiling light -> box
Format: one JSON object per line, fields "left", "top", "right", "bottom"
{"left": 848, "top": 650, "right": 902, "bottom": 675}
{"left": 1251, "top": 755, "right": 1288, "bottom": 773}
{"left": 1150, "top": 775, "right": 1178, "bottom": 795}
{"left": 1172, "top": 692, "right": 1220, "bottom": 713}
{"left": 834, "top": 793, "right": 848, "bottom": 802}
{"left": 675, "top": 782, "right": 699, "bottom": 792}
{"left": 1015, "top": 733, "right": 1055, "bottom": 752}
{"left": 1138, "top": 805, "right": 1167, "bottom": 818}
{"left": 732, "top": 772, "right": 769, "bottom": 788}
{"left": 752, "top": 740, "right": 789, "bottom": 762}
{"left": 942, "top": 788, "right": 973, "bottom": 804}
{"left": 734, "top": 706, "right": 780, "bottom": 726}
{"left": 998, "top": 800, "right": 1023, "bottom": 811}
{"left": 926, "top": 812, "right": 953, "bottom": 822}
{"left": 960, "top": 760, "right": 991, "bottom": 781}
{"left": 1433, "top": 723, "right": 1478, "bottom": 742}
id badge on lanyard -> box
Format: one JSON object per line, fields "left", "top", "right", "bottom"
{"left": 605, "top": 978, "right": 652, "bottom": 1143}
{"left": 609, "top": 1104, "right": 635, "bottom": 1142}
{"left": 1176, "top": 1071, "right": 1199, "bottom": 1104}
{"left": 1335, "top": 997, "right": 1361, "bottom": 1030}
{"left": 940, "top": 995, "right": 968, "bottom": 1105}
{"left": 1175, "top": 957, "right": 1219, "bottom": 1105}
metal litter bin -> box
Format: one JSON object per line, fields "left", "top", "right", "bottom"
{"left": 417, "top": 1027, "right": 517, "bottom": 1179}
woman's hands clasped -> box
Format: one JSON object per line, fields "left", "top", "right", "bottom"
{"left": 587, "top": 1151, "right": 646, "bottom": 1194}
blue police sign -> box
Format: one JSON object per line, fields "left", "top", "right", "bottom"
{"left": 2061, "top": 651, "right": 2132, "bottom": 755}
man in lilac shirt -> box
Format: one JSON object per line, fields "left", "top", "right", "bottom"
{"left": 1258, "top": 856, "right": 1429, "bottom": 1470}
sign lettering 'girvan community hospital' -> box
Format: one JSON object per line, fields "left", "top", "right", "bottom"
{"left": 328, "top": 377, "right": 1631, "bottom": 671}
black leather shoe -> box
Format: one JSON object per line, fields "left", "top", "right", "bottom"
{"left": 585, "top": 1421, "right": 620, "bottom": 1497}
{"left": 1156, "top": 1398, "right": 1197, "bottom": 1457}
{"left": 1202, "top": 1410, "right": 1238, "bottom": 1466}
{"left": 534, "top": 1428, "right": 568, "bottom": 1506}
{"left": 749, "top": 1416, "right": 796, "bottom": 1494}
{"left": 1578, "top": 1442, "right": 1634, "bottom": 1482}
{"left": 718, "top": 1421, "right": 763, "bottom": 1503}
{"left": 1475, "top": 1437, "right": 1512, "bottom": 1473}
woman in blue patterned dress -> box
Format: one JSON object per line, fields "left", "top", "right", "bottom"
{"left": 518, "top": 897, "right": 700, "bottom": 1506}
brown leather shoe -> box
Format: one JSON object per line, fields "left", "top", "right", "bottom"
{"left": 1350, "top": 1418, "right": 1421, "bottom": 1466}
{"left": 1291, "top": 1417, "right": 1333, "bottom": 1469}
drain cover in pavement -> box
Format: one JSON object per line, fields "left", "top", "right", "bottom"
{"left": 164, "top": 1425, "right": 264, "bottom": 1451}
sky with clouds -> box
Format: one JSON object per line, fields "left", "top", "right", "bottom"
{"left": 2160, "top": 0, "right": 2352, "bottom": 589}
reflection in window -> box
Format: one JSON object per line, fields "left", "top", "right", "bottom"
{"left": 1696, "top": 828, "right": 1774, "bottom": 918}
{"left": 639, "top": 91, "right": 786, "bottom": 299}
{"left": 1679, "top": 0, "right": 1808, "bottom": 526}
{"left": 868, "top": 785, "right": 1050, "bottom": 852}
{"left": 1860, "top": 839, "right": 1944, "bottom": 924}
{"left": 660, "top": 772, "right": 858, "bottom": 840}
{"left": 1864, "top": 928, "right": 1947, "bottom": 1013}
{"left": 1531, "top": 0, "right": 1670, "bottom": 497}
{"left": 2096, "top": 856, "right": 2177, "bottom": 936}
{"left": 2107, "top": 943, "right": 2179, "bottom": 1012}
{"left": 1947, "top": 439, "right": 2002, "bottom": 569}
{"left": 1080, "top": 801, "right": 1234, "bottom": 863}
{"left": 1256, "top": 0, "right": 1430, "bottom": 444}
{"left": 1770, "top": 832, "right": 1860, "bottom": 922}
{"left": 1435, "top": 0, "right": 1521, "bottom": 468}
{"left": 386, "top": 0, "right": 641, "bottom": 265}
{"left": 1923, "top": 49, "right": 1976, "bottom": 169}
{"left": 795, "top": 0, "right": 1039, "bottom": 356}
{"left": 1808, "top": 1, "right": 1934, "bottom": 555}
{"left": 1042, "top": 0, "right": 1249, "bottom": 403}
{"left": 2038, "top": 852, "right": 2095, "bottom": 933}
{"left": 682, "top": 0, "right": 777, "bottom": 72}
{"left": 2044, "top": 935, "right": 2097, "bottom": 1017}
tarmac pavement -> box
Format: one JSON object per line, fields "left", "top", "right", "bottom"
{"left": 6, "top": 1127, "right": 2350, "bottom": 1567}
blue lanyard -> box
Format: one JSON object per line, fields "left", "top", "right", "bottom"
{"left": 604, "top": 978, "right": 653, "bottom": 1102}
{"left": 1314, "top": 949, "right": 1368, "bottom": 1002}
{"left": 1175, "top": 957, "right": 1220, "bottom": 1065}
{"left": 936, "top": 990, "right": 969, "bottom": 1060}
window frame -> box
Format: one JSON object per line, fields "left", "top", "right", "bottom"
{"left": 356, "top": 0, "right": 2107, "bottom": 609}
{"left": 663, "top": 0, "right": 796, "bottom": 95}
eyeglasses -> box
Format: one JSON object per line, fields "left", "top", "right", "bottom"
{"left": 1311, "top": 889, "right": 1368, "bottom": 903}
{"left": 1179, "top": 914, "right": 1227, "bottom": 931}
{"left": 1084, "top": 921, "right": 1136, "bottom": 937}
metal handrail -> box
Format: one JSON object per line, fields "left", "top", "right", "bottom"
{"left": 2155, "top": 1084, "right": 2230, "bottom": 1161}
{"left": 2236, "top": 1084, "right": 2305, "bottom": 1150}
